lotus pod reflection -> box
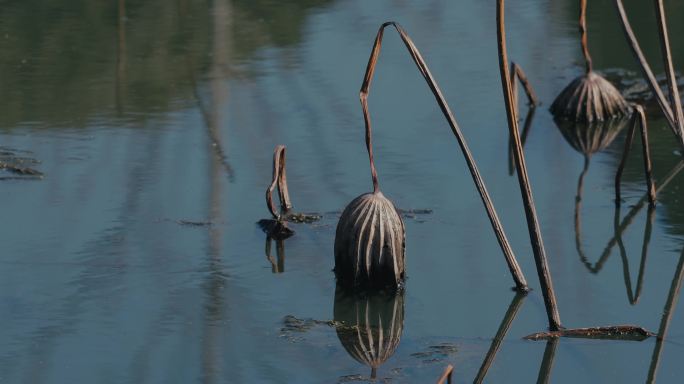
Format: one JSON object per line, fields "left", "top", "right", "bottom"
{"left": 333, "top": 285, "right": 404, "bottom": 379}
{"left": 335, "top": 192, "right": 405, "bottom": 288}
{"left": 554, "top": 116, "right": 630, "bottom": 157}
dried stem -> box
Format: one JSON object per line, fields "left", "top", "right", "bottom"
{"left": 614, "top": 0, "right": 681, "bottom": 144}
{"left": 497, "top": 0, "right": 560, "bottom": 329}
{"left": 508, "top": 104, "right": 536, "bottom": 176}
{"left": 579, "top": 0, "right": 593, "bottom": 74}
{"left": 266, "top": 145, "right": 292, "bottom": 220}
{"left": 511, "top": 62, "right": 539, "bottom": 108}
{"left": 525, "top": 325, "right": 654, "bottom": 341}
{"left": 654, "top": 0, "right": 684, "bottom": 139}
{"left": 615, "top": 105, "right": 656, "bottom": 206}
{"left": 436, "top": 364, "right": 454, "bottom": 384}
{"left": 360, "top": 22, "right": 528, "bottom": 292}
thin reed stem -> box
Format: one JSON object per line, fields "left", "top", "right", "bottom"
{"left": 579, "top": 0, "right": 593, "bottom": 74}
{"left": 497, "top": 0, "right": 560, "bottom": 329}
{"left": 614, "top": 0, "right": 680, "bottom": 144}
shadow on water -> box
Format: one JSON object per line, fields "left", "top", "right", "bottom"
{"left": 333, "top": 284, "right": 404, "bottom": 381}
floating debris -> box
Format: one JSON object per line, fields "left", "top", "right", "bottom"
{"left": 524, "top": 325, "right": 654, "bottom": 341}
{"left": 410, "top": 343, "right": 458, "bottom": 364}
{"left": 176, "top": 219, "right": 213, "bottom": 227}
{"left": 0, "top": 148, "right": 43, "bottom": 179}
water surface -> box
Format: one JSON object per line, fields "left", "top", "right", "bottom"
{"left": 1, "top": 0, "right": 684, "bottom": 383}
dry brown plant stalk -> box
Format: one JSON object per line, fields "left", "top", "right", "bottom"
{"left": 497, "top": 0, "right": 560, "bottom": 330}
{"left": 550, "top": 0, "right": 631, "bottom": 122}
{"left": 614, "top": 105, "right": 656, "bottom": 205}
{"left": 337, "top": 21, "right": 528, "bottom": 291}
{"left": 615, "top": 0, "right": 684, "bottom": 148}
{"left": 436, "top": 364, "right": 454, "bottom": 384}
{"left": 498, "top": 0, "right": 653, "bottom": 339}
{"left": 266, "top": 145, "right": 292, "bottom": 219}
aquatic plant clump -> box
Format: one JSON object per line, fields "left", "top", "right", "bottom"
{"left": 334, "top": 192, "right": 405, "bottom": 288}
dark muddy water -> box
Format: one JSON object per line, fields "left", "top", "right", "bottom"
{"left": 1, "top": 0, "right": 684, "bottom": 383}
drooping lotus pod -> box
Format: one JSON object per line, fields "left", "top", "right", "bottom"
{"left": 334, "top": 192, "right": 405, "bottom": 288}
{"left": 550, "top": 0, "right": 631, "bottom": 122}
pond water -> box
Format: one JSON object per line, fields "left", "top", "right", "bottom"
{"left": 1, "top": 0, "right": 684, "bottom": 383}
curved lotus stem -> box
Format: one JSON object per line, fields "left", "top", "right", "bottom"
{"left": 266, "top": 145, "right": 292, "bottom": 220}
{"left": 579, "top": 0, "right": 593, "bottom": 74}
{"left": 359, "top": 21, "right": 528, "bottom": 292}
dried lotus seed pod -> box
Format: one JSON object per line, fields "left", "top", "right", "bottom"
{"left": 334, "top": 191, "right": 405, "bottom": 288}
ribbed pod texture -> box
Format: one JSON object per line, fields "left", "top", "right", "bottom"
{"left": 334, "top": 192, "right": 405, "bottom": 288}
{"left": 550, "top": 72, "right": 631, "bottom": 122}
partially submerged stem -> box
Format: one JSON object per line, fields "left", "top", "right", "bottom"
{"left": 614, "top": 106, "right": 656, "bottom": 206}
{"left": 508, "top": 107, "right": 536, "bottom": 176}
{"left": 266, "top": 145, "right": 292, "bottom": 219}
{"left": 614, "top": 0, "right": 681, "bottom": 144}
{"left": 511, "top": 62, "right": 539, "bottom": 108}
{"left": 579, "top": 0, "right": 593, "bottom": 74}
{"left": 654, "top": 0, "right": 684, "bottom": 139}
{"left": 360, "top": 21, "right": 528, "bottom": 292}
{"left": 497, "top": 0, "right": 560, "bottom": 329}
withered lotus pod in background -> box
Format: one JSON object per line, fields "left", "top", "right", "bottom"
{"left": 550, "top": 0, "right": 631, "bottom": 122}
{"left": 333, "top": 284, "right": 404, "bottom": 380}
{"left": 335, "top": 191, "right": 405, "bottom": 288}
